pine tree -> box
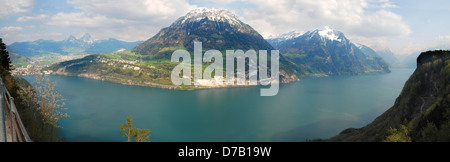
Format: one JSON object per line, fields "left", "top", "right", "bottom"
{"left": 0, "top": 38, "right": 12, "bottom": 77}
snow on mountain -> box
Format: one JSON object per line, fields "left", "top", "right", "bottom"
{"left": 277, "top": 30, "right": 304, "bottom": 41}
{"left": 179, "top": 8, "right": 243, "bottom": 26}
{"left": 66, "top": 35, "right": 77, "bottom": 43}
{"left": 65, "top": 33, "right": 95, "bottom": 44}
{"left": 354, "top": 42, "right": 363, "bottom": 49}
{"left": 300, "top": 26, "right": 345, "bottom": 44}
{"left": 268, "top": 27, "right": 343, "bottom": 43}
{"left": 80, "top": 33, "right": 94, "bottom": 44}
{"left": 265, "top": 30, "right": 304, "bottom": 48}
{"left": 317, "top": 26, "right": 342, "bottom": 42}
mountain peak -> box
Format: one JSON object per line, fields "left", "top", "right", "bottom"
{"left": 179, "top": 8, "right": 242, "bottom": 26}
{"left": 317, "top": 26, "right": 343, "bottom": 42}
{"left": 277, "top": 30, "right": 304, "bottom": 40}
{"left": 265, "top": 30, "right": 304, "bottom": 48}
{"left": 354, "top": 42, "right": 363, "bottom": 48}
{"left": 67, "top": 35, "right": 76, "bottom": 40}
{"left": 80, "top": 33, "right": 91, "bottom": 39}
{"left": 80, "top": 33, "right": 94, "bottom": 43}
{"left": 65, "top": 35, "right": 77, "bottom": 42}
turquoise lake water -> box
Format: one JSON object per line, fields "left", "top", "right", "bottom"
{"left": 23, "top": 68, "right": 414, "bottom": 142}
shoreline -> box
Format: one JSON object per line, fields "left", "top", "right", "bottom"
{"left": 25, "top": 72, "right": 300, "bottom": 91}
{"left": 16, "top": 68, "right": 400, "bottom": 91}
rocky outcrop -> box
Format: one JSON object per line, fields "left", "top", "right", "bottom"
{"left": 328, "top": 50, "right": 449, "bottom": 142}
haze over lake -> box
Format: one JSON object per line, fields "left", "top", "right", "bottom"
{"left": 23, "top": 68, "right": 414, "bottom": 142}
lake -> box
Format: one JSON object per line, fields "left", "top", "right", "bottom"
{"left": 23, "top": 68, "right": 415, "bottom": 142}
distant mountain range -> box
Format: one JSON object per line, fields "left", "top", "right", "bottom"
{"left": 267, "top": 27, "right": 390, "bottom": 76}
{"left": 354, "top": 43, "right": 381, "bottom": 58}
{"left": 6, "top": 45, "right": 31, "bottom": 67}
{"left": 375, "top": 49, "right": 399, "bottom": 66}
{"left": 8, "top": 33, "right": 142, "bottom": 57}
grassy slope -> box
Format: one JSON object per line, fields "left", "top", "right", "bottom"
{"left": 45, "top": 49, "right": 199, "bottom": 89}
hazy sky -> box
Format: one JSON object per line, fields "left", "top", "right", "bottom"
{"left": 0, "top": 0, "right": 449, "bottom": 55}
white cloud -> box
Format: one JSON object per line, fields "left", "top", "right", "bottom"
{"left": 45, "top": 0, "right": 197, "bottom": 41}
{"left": 191, "top": 0, "right": 238, "bottom": 5}
{"left": 437, "top": 35, "right": 450, "bottom": 42}
{"left": 368, "top": 0, "right": 398, "bottom": 8}
{"left": 0, "top": 0, "right": 33, "bottom": 18}
{"left": 349, "top": 10, "right": 411, "bottom": 37}
{"left": 0, "top": 26, "right": 23, "bottom": 32}
{"left": 47, "top": 12, "right": 132, "bottom": 27}
{"left": 31, "top": 32, "right": 63, "bottom": 38}
{"left": 238, "top": 0, "right": 410, "bottom": 37}
{"left": 434, "top": 35, "right": 450, "bottom": 49}
{"left": 67, "top": 0, "right": 195, "bottom": 21}
{"left": 379, "top": 3, "right": 398, "bottom": 8}
{"left": 17, "top": 14, "right": 48, "bottom": 22}
{"left": 0, "top": 26, "right": 24, "bottom": 44}
{"left": 3, "top": 32, "right": 64, "bottom": 44}
{"left": 375, "top": 35, "right": 450, "bottom": 56}
{"left": 61, "top": 0, "right": 198, "bottom": 27}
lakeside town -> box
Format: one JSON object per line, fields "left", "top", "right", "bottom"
{"left": 11, "top": 54, "right": 88, "bottom": 76}
{"left": 11, "top": 64, "right": 49, "bottom": 76}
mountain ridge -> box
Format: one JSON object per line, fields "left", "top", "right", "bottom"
{"left": 268, "top": 27, "right": 390, "bottom": 76}
{"left": 8, "top": 34, "right": 142, "bottom": 57}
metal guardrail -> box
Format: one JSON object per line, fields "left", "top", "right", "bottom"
{"left": 0, "top": 78, "right": 32, "bottom": 142}
{"left": 0, "top": 81, "right": 4, "bottom": 142}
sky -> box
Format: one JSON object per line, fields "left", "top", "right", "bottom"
{"left": 0, "top": 0, "right": 449, "bottom": 55}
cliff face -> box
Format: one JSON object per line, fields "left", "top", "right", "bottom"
{"left": 328, "top": 50, "right": 450, "bottom": 142}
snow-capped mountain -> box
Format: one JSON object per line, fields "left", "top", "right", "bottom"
{"left": 65, "top": 35, "right": 77, "bottom": 43}
{"left": 133, "top": 7, "right": 276, "bottom": 55}
{"left": 267, "top": 27, "right": 346, "bottom": 49}
{"left": 272, "top": 27, "right": 390, "bottom": 76}
{"left": 132, "top": 7, "right": 299, "bottom": 83}
{"left": 178, "top": 8, "right": 243, "bottom": 27}
{"left": 266, "top": 30, "right": 304, "bottom": 49}
{"left": 317, "top": 26, "right": 343, "bottom": 42}
{"left": 278, "top": 30, "right": 305, "bottom": 40}
{"left": 301, "top": 27, "right": 346, "bottom": 45}
{"left": 79, "top": 33, "right": 94, "bottom": 44}
{"left": 64, "top": 33, "right": 95, "bottom": 45}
